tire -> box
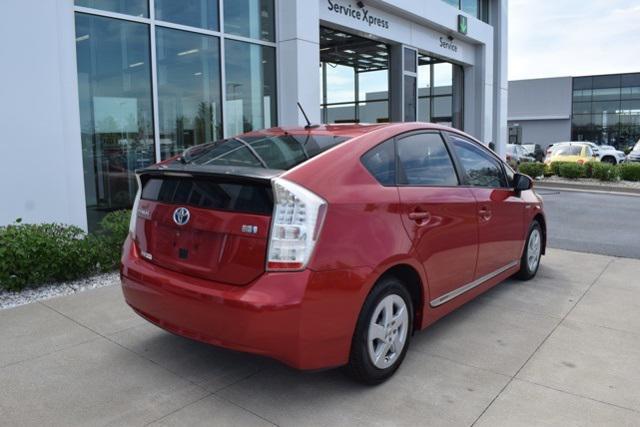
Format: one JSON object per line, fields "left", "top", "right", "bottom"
{"left": 346, "top": 276, "right": 414, "bottom": 385}
{"left": 515, "top": 221, "right": 543, "bottom": 281}
{"left": 602, "top": 156, "right": 616, "bottom": 165}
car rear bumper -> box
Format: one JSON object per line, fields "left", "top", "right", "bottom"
{"left": 120, "top": 236, "right": 372, "bottom": 370}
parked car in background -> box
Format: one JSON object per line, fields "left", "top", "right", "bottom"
{"left": 506, "top": 144, "right": 534, "bottom": 169}
{"left": 627, "top": 140, "right": 640, "bottom": 163}
{"left": 544, "top": 142, "right": 598, "bottom": 165}
{"left": 522, "top": 143, "right": 545, "bottom": 162}
{"left": 586, "top": 143, "right": 626, "bottom": 164}
{"left": 121, "top": 123, "right": 546, "bottom": 384}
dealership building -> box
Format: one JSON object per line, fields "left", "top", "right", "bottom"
{"left": 1, "top": 0, "right": 507, "bottom": 231}
{"left": 508, "top": 73, "right": 640, "bottom": 150}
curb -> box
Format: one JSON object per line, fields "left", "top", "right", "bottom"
{"left": 535, "top": 182, "right": 640, "bottom": 197}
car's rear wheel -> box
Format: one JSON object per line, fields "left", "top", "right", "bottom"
{"left": 346, "top": 276, "right": 413, "bottom": 385}
{"left": 515, "top": 221, "right": 543, "bottom": 281}
{"left": 601, "top": 156, "right": 617, "bottom": 165}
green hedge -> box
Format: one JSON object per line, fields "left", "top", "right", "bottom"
{"left": 518, "top": 162, "right": 546, "bottom": 178}
{"left": 548, "top": 161, "right": 575, "bottom": 177}
{"left": 618, "top": 163, "right": 640, "bottom": 182}
{"left": 558, "top": 163, "right": 585, "bottom": 179}
{"left": 591, "top": 162, "right": 619, "bottom": 182}
{"left": 0, "top": 210, "right": 130, "bottom": 292}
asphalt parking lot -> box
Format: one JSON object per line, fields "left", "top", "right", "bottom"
{"left": 539, "top": 189, "right": 640, "bottom": 259}
{"left": 1, "top": 248, "right": 639, "bottom": 426}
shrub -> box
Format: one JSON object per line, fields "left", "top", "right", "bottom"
{"left": 583, "top": 161, "right": 597, "bottom": 179}
{"left": 518, "top": 162, "right": 545, "bottom": 178}
{"left": 558, "top": 163, "right": 585, "bottom": 179}
{"left": 619, "top": 163, "right": 640, "bottom": 181}
{"left": 0, "top": 210, "right": 131, "bottom": 292}
{"left": 549, "top": 161, "right": 575, "bottom": 176}
{"left": 591, "top": 162, "right": 619, "bottom": 182}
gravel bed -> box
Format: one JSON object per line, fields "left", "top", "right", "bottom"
{"left": 0, "top": 272, "right": 119, "bottom": 310}
{"left": 537, "top": 176, "right": 640, "bottom": 190}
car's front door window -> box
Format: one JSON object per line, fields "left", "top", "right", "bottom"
{"left": 449, "top": 136, "right": 507, "bottom": 188}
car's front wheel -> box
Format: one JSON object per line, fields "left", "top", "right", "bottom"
{"left": 515, "top": 221, "right": 543, "bottom": 280}
{"left": 346, "top": 276, "right": 413, "bottom": 384}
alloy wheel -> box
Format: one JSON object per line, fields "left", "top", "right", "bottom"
{"left": 367, "top": 294, "right": 409, "bottom": 370}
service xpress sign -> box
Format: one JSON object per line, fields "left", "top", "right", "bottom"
{"left": 326, "top": 0, "right": 390, "bottom": 29}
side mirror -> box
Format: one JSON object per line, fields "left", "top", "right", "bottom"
{"left": 514, "top": 173, "right": 533, "bottom": 192}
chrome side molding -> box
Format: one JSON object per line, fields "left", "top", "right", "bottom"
{"left": 430, "top": 261, "right": 519, "bottom": 307}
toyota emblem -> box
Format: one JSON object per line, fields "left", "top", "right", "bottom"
{"left": 173, "top": 207, "right": 190, "bottom": 226}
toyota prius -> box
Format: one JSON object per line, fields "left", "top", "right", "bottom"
{"left": 121, "top": 123, "right": 546, "bottom": 384}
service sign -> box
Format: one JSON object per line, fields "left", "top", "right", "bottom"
{"left": 320, "top": 0, "right": 411, "bottom": 42}
{"left": 320, "top": 0, "right": 474, "bottom": 65}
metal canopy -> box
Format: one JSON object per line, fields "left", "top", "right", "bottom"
{"left": 320, "top": 27, "right": 389, "bottom": 73}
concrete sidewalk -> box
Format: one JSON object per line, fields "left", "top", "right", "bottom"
{"left": 1, "top": 249, "right": 639, "bottom": 426}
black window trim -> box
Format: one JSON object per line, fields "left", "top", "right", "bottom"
{"left": 443, "top": 131, "right": 514, "bottom": 190}
{"left": 359, "top": 129, "right": 464, "bottom": 188}
{"left": 395, "top": 130, "right": 462, "bottom": 188}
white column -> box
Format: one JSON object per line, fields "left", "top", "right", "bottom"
{"left": 491, "top": 0, "right": 509, "bottom": 157}
{"left": 276, "top": 0, "right": 321, "bottom": 126}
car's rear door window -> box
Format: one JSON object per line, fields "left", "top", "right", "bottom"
{"left": 449, "top": 135, "right": 507, "bottom": 188}
{"left": 361, "top": 139, "right": 396, "bottom": 185}
{"left": 397, "top": 133, "right": 458, "bottom": 186}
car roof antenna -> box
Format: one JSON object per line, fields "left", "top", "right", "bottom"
{"left": 297, "top": 102, "right": 320, "bottom": 130}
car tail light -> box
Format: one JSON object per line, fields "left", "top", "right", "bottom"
{"left": 129, "top": 174, "right": 142, "bottom": 237}
{"left": 577, "top": 159, "right": 585, "bottom": 165}
{"left": 267, "top": 178, "right": 327, "bottom": 271}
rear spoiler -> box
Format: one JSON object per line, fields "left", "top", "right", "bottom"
{"left": 136, "top": 163, "right": 284, "bottom": 184}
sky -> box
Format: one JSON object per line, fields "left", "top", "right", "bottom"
{"left": 509, "top": 0, "right": 640, "bottom": 80}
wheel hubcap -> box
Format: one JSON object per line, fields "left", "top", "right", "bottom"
{"left": 367, "top": 294, "right": 409, "bottom": 369}
{"left": 527, "top": 229, "right": 541, "bottom": 272}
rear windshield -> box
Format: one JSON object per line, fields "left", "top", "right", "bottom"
{"left": 141, "top": 177, "right": 273, "bottom": 215}
{"left": 554, "top": 145, "right": 583, "bottom": 156}
{"left": 181, "top": 134, "right": 350, "bottom": 170}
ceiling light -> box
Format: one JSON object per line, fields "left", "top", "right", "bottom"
{"left": 75, "top": 35, "right": 89, "bottom": 42}
{"left": 129, "top": 62, "right": 144, "bottom": 68}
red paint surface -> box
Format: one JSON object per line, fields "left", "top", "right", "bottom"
{"left": 121, "top": 123, "right": 545, "bottom": 370}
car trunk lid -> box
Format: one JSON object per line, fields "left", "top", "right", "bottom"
{"left": 132, "top": 165, "right": 281, "bottom": 286}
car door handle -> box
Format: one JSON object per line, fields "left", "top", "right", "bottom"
{"left": 479, "top": 206, "right": 492, "bottom": 221}
{"left": 408, "top": 211, "right": 432, "bottom": 226}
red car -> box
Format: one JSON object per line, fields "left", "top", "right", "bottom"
{"left": 121, "top": 123, "right": 546, "bottom": 384}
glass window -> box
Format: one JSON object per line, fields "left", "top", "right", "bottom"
{"left": 224, "top": 40, "right": 277, "bottom": 135}
{"left": 621, "top": 87, "right": 640, "bottom": 100}
{"left": 460, "top": 0, "right": 478, "bottom": 17}
{"left": 362, "top": 139, "right": 396, "bottom": 185}
{"left": 398, "top": 133, "right": 458, "bottom": 186}
{"left": 593, "top": 75, "right": 621, "bottom": 89}
{"left": 359, "top": 70, "right": 389, "bottom": 101}
{"left": 433, "top": 63, "right": 453, "bottom": 95}
{"left": 75, "top": 13, "right": 154, "bottom": 231}
{"left": 184, "top": 134, "right": 349, "bottom": 169}
{"left": 572, "top": 101, "right": 592, "bottom": 115}
{"left": 326, "top": 65, "right": 355, "bottom": 104}
{"left": 621, "top": 74, "right": 640, "bottom": 87}
{"left": 442, "top": 0, "right": 460, "bottom": 7}
{"left": 592, "top": 100, "right": 621, "bottom": 114}
{"left": 404, "top": 76, "right": 417, "bottom": 121}
{"left": 224, "top": 0, "right": 275, "bottom": 42}
{"left": 450, "top": 135, "right": 506, "bottom": 188}
{"left": 156, "top": 28, "right": 222, "bottom": 160}
{"left": 592, "top": 88, "right": 620, "bottom": 102}
{"left": 155, "top": 0, "right": 219, "bottom": 31}
{"left": 573, "top": 77, "right": 593, "bottom": 91}
{"left": 404, "top": 48, "right": 416, "bottom": 73}
{"left": 75, "top": 0, "right": 148, "bottom": 17}
{"left": 434, "top": 97, "right": 453, "bottom": 118}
